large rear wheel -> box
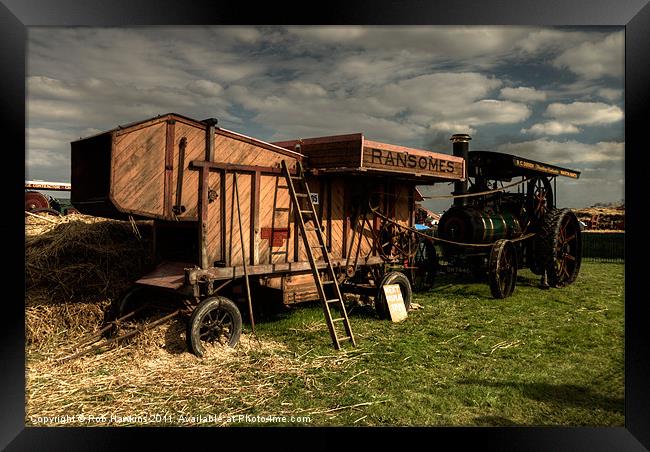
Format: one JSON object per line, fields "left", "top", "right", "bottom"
{"left": 539, "top": 208, "right": 582, "bottom": 287}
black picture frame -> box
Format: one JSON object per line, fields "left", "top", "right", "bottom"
{"left": 5, "top": 1, "right": 649, "bottom": 450}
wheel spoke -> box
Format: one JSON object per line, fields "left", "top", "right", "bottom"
{"left": 218, "top": 312, "right": 229, "bottom": 324}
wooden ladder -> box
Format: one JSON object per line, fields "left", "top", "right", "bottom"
{"left": 281, "top": 160, "right": 356, "bottom": 349}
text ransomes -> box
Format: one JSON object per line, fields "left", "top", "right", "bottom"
{"left": 364, "top": 147, "right": 460, "bottom": 177}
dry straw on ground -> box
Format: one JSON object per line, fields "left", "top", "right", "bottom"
{"left": 25, "top": 213, "right": 365, "bottom": 426}
{"left": 25, "top": 213, "right": 152, "bottom": 348}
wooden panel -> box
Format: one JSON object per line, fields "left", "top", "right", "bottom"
{"left": 274, "top": 134, "right": 363, "bottom": 169}
{"left": 282, "top": 273, "right": 320, "bottom": 304}
{"left": 393, "top": 182, "right": 412, "bottom": 227}
{"left": 171, "top": 121, "right": 206, "bottom": 219}
{"left": 112, "top": 122, "right": 167, "bottom": 216}
{"left": 258, "top": 174, "right": 292, "bottom": 264}
{"left": 329, "top": 178, "right": 345, "bottom": 260}
{"left": 214, "top": 132, "right": 295, "bottom": 168}
{"left": 362, "top": 141, "right": 464, "bottom": 179}
{"left": 206, "top": 171, "right": 222, "bottom": 265}
{"left": 220, "top": 172, "right": 253, "bottom": 267}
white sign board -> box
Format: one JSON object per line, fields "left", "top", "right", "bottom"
{"left": 310, "top": 193, "right": 319, "bottom": 205}
{"left": 383, "top": 284, "right": 407, "bottom": 322}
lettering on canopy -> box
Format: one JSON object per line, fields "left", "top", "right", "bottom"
{"left": 513, "top": 158, "right": 579, "bottom": 179}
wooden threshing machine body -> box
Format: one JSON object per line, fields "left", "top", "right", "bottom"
{"left": 71, "top": 113, "right": 465, "bottom": 302}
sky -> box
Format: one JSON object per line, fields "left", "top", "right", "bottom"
{"left": 26, "top": 26, "right": 624, "bottom": 211}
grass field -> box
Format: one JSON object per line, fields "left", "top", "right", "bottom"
{"left": 26, "top": 261, "right": 624, "bottom": 427}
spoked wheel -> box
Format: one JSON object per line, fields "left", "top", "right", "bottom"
{"left": 412, "top": 239, "right": 438, "bottom": 291}
{"left": 526, "top": 177, "right": 554, "bottom": 225}
{"left": 187, "top": 296, "right": 242, "bottom": 356}
{"left": 488, "top": 239, "right": 517, "bottom": 299}
{"left": 29, "top": 207, "right": 62, "bottom": 217}
{"left": 378, "top": 220, "right": 418, "bottom": 261}
{"left": 378, "top": 221, "right": 401, "bottom": 260}
{"left": 106, "top": 286, "right": 182, "bottom": 336}
{"left": 539, "top": 208, "right": 582, "bottom": 287}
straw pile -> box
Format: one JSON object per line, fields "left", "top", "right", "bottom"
{"left": 573, "top": 207, "right": 625, "bottom": 231}
{"left": 26, "top": 319, "right": 368, "bottom": 426}
{"left": 25, "top": 213, "right": 153, "bottom": 348}
{"left": 25, "top": 212, "right": 370, "bottom": 426}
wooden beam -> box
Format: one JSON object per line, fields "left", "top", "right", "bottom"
{"left": 188, "top": 256, "right": 384, "bottom": 282}
{"left": 220, "top": 169, "right": 227, "bottom": 264}
{"left": 190, "top": 160, "right": 295, "bottom": 175}
{"left": 251, "top": 171, "right": 261, "bottom": 265}
{"left": 164, "top": 119, "right": 175, "bottom": 217}
{"left": 197, "top": 166, "right": 210, "bottom": 269}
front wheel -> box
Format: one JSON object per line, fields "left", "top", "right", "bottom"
{"left": 187, "top": 296, "right": 242, "bottom": 356}
{"left": 488, "top": 239, "right": 517, "bottom": 299}
{"left": 375, "top": 271, "right": 412, "bottom": 320}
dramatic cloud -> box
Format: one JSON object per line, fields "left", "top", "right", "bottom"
{"left": 500, "top": 87, "right": 547, "bottom": 103}
{"left": 26, "top": 26, "right": 625, "bottom": 207}
{"left": 597, "top": 88, "right": 623, "bottom": 101}
{"left": 521, "top": 121, "right": 580, "bottom": 135}
{"left": 553, "top": 31, "right": 624, "bottom": 79}
{"left": 496, "top": 139, "right": 624, "bottom": 164}
{"left": 544, "top": 101, "right": 623, "bottom": 125}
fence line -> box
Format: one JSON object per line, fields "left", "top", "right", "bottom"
{"left": 581, "top": 231, "right": 624, "bottom": 263}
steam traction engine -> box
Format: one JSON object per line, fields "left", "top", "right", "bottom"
{"left": 430, "top": 134, "right": 582, "bottom": 298}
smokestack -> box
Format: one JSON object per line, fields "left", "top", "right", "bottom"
{"left": 450, "top": 134, "right": 471, "bottom": 206}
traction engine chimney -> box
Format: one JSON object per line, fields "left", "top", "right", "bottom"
{"left": 450, "top": 134, "right": 471, "bottom": 206}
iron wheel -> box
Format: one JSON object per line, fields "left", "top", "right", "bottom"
{"left": 539, "top": 208, "right": 582, "bottom": 287}
{"left": 488, "top": 239, "right": 517, "bottom": 299}
{"left": 526, "top": 177, "right": 554, "bottom": 225}
{"left": 187, "top": 296, "right": 242, "bottom": 356}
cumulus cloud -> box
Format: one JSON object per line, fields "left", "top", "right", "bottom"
{"left": 553, "top": 31, "right": 624, "bottom": 79}
{"left": 287, "top": 26, "right": 533, "bottom": 59}
{"left": 25, "top": 26, "right": 625, "bottom": 207}
{"left": 545, "top": 101, "right": 623, "bottom": 125}
{"left": 496, "top": 139, "right": 624, "bottom": 164}
{"left": 597, "top": 88, "right": 623, "bottom": 101}
{"left": 186, "top": 80, "right": 223, "bottom": 97}
{"left": 521, "top": 121, "right": 580, "bottom": 135}
{"left": 500, "top": 87, "right": 547, "bottom": 103}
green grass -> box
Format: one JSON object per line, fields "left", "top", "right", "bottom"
{"left": 248, "top": 261, "right": 624, "bottom": 426}
{"left": 26, "top": 261, "right": 623, "bottom": 427}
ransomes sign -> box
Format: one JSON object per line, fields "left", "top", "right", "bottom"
{"left": 364, "top": 147, "right": 463, "bottom": 178}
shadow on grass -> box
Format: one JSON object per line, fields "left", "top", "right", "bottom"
{"left": 472, "top": 415, "right": 519, "bottom": 426}
{"left": 458, "top": 379, "right": 624, "bottom": 414}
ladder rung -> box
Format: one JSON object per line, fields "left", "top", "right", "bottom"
{"left": 332, "top": 318, "right": 345, "bottom": 323}
{"left": 337, "top": 336, "right": 352, "bottom": 341}
{"left": 291, "top": 176, "right": 303, "bottom": 180}
{"left": 326, "top": 299, "right": 340, "bottom": 304}
{"left": 310, "top": 243, "right": 325, "bottom": 249}
{"left": 300, "top": 210, "right": 313, "bottom": 215}
{"left": 296, "top": 193, "right": 309, "bottom": 197}
{"left": 323, "top": 280, "right": 335, "bottom": 285}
